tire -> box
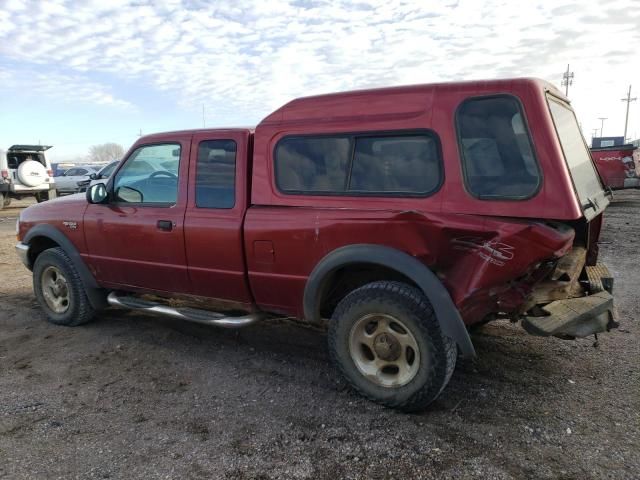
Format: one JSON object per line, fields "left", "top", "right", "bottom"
{"left": 17, "top": 160, "right": 48, "bottom": 187}
{"left": 35, "top": 191, "right": 49, "bottom": 203}
{"left": 33, "top": 247, "right": 95, "bottom": 326}
{"left": 0, "top": 192, "right": 4, "bottom": 210}
{"left": 328, "top": 281, "right": 457, "bottom": 412}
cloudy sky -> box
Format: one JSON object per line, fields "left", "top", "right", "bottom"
{"left": 0, "top": 0, "right": 639, "bottom": 162}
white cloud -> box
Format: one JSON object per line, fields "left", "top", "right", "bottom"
{"left": 0, "top": 0, "right": 638, "bottom": 138}
{"left": 0, "top": 67, "right": 134, "bottom": 109}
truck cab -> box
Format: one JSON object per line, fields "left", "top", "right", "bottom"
{"left": 16, "top": 78, "right": 616, "bottom": 411}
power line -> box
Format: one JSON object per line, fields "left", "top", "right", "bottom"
{"left": 561, "top": 64, "right": 574, "bottom": 97}
{"left": 598, "top": 117, "right": 607, "bottom": 137}
{"left": 621, "top": 85, "right": 637, "bottom": 141}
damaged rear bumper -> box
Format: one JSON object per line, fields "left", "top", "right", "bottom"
{"left": 522, "top": 262, "right": 618, "bottom": 339}
{"left": 522, "top": 291, "right": 616, "bottom": 338}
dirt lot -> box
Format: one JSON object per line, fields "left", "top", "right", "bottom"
{"left": 0, "top": 194, "right": 638, "bottom": 480}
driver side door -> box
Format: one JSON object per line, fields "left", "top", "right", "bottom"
{"left": 83, "top": 136, "right": 192, "bottom": 294}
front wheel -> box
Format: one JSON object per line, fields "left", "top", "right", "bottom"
{"left": 328, "top": 281, "right": 456, "bottom": 412}
{"left": 33, "top": 247, "right": 95, "bottom": 326}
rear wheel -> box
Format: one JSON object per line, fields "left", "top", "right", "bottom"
{"left": 33, "top": 247, "right": 95, "bottom": 326}
{"left": 328, "top": 281, "right": 456, "bottom": 412}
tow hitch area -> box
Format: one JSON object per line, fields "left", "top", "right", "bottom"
{"left": 522, "top": 291, "right": 617, "bottom": 338}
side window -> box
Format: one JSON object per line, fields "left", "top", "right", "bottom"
{"left": 274, "top": 131, "right": 442, "bottom": 196}
{"left": 65, "top": 168, "right": 79, "bottom": 176}
{"left": 195, "top": 140, "right": 236, "bottom": 209}
{"left": 275, "top": 137, "right": 351, "bottom": 192}
{"left": 114, "top": 143, "right": 180, "bottom": 204}
{"left": 457, "top": 95, "right": 541, "bottom": 199}
{"left": 76, "top": 168, "right": 88, "bottom": 176}
{"left": 350, "top": 135, "right": 441, "bottom": 194}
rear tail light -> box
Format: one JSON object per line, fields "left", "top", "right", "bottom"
{"left": 1, "top": 169, "right": 8, "bottom": 178}
{"left": 47, "top": 169, "right": 53, "bottom": 177}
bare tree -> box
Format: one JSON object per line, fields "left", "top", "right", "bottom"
{"left": 88, "top": 143, "right": 124, "bottom": 163}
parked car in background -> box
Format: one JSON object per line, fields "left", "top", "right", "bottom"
{"left": 54, "top": 165, "right": 101, "bottom": 195}
{"left": 590, "top": 143, "right": 639, "bottom": 190}
{"left": 77, "top": 160, "right": 120, "bottom": 192}
{"left": 51, "top": 162, "right": 78, "bottom": 177}
{"left": 77, "top": 158, "right": 171, "bottom": 192}
{"left": 0, "top": 145, "right": 57, "bottom": 208}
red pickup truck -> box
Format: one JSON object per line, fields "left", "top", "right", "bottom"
{"left": 16, "top": 78, "right": 616, "bottom": 411}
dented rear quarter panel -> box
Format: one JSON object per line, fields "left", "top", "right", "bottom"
{"left": 244, "top": 207, "right": 574, "bottom": 324}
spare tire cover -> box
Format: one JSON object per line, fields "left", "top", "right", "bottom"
{"left": 17, "top": 160, "right": 47, "bottom": 187}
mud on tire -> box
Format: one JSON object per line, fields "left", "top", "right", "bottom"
{"left": 33, "top": 247, "right": 95, "bottom": 326}
{"left": 328, "top": 281, "right": 456, "bottom": 412}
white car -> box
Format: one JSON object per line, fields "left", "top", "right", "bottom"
{"left": 54, "top": 165, "right": 101, "bottom": 195}
{"left": 0, "top": 145, "right": 57, "bottom": 208}
{"left": 77, "top": 160, "right": 120, "bottom": 192}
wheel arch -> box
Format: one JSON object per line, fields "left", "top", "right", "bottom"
{"left": 23, "top": 224, "right": 107, "bottom": 309}
{"left": 303, "top": 244, "right": 476, "bottom": 358}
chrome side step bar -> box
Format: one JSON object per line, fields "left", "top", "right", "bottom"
{"left": 107, "top": 292, "right": 263, "bottom": 328}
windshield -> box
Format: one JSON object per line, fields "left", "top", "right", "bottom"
{"left": 547, "top": 96, "right": 604, "bottom": 209}
{"left": 100, "top": 161, "right": 119, "bottom": 178}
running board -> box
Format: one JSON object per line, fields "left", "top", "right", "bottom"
{"left": 107, "top": 292, "right": 263, "bottom": 328}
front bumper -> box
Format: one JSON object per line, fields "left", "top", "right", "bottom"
{"left": 522, "top": 262, "right": 617, "bottom": 339}
{"left": 15, "top": 242, "right": 30, "bottom": 269}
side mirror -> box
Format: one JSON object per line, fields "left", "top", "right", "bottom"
{"left": 86, "top": 183, "right": 108, "bottom": 204}
{"left": 115, "top": 185, "right": 143, "bottom": 203}
{"left": 89, "top": 173, "right": 98, "bottom": 180}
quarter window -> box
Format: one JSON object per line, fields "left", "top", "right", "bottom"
{"left": 276, "top": 136, "right": 351, "bottom": 193}
{"left": 114, "top": 143, "right": 180, "bottom": 204}
{"left": 456, "top": 95, "right": 540, "bottom": 199}
{"left": 351, "top": 135, "right": 440, "bottom": 194}
{"left": 275, "top": 131, "right": 442, "bottom": 196}
{"left": 195, "top": 140, "right": 236, "bottom": 209}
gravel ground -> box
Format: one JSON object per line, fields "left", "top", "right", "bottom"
{"left": 0, "top": 193, "right": 638, "bottom": 479}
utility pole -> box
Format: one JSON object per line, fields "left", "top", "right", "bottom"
{"left": 591, "top": 128, "right": 598, "bottom": 139}
{"left": 621, "top": 85, "right": 637, "bottom": 141}
{"left": 561, "top": 64, "right": 574, "bottom": 97}
{"left": 598, "top": 117, "right": 607, "bottom": 137}
{"left": 138, "top": 128, "right": 143, "bottom": 137}
{"left": 202, "top": 105, "right": 206, "bottom": 128}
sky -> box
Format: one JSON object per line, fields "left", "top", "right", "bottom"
{"left": 0, "top": 0, "right": 639, "bottom": 162}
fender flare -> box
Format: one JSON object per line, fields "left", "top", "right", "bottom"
{"left": 303, "top": 244, "right": 476, "bottom": 358}
{"left": 23, "top": 224, "right": 108, "bottom": 309}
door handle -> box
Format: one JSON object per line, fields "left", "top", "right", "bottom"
{"left": 157, "top": 220, "right": 173, "bottom": 231}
